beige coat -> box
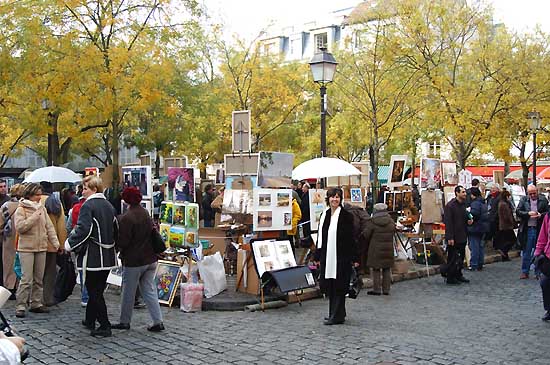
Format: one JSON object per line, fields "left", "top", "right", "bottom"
{"left": 40, "top": 195, "right": 67, "bottom": 252}
{"left": 14, "top": 199, "right": 60, "bottom": 252}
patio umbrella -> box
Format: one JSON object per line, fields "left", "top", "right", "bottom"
{"left": 505, "top": 169, "right": 533, "bottom": 180}
{"left": 292, "top": 157, "right": 362, "bottom": 180}
{"left": 24, "top": 166, "right": 82, "bottom": 183}
{"left": 537, "top": 166, "right": 550, "bottom": 179}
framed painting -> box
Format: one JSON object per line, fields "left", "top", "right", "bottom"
{"left": 154, "top": 260, "right": 183, "bottom": 306}
{"left": 394, "top": 191, "right": 403, "bottom": 212}
{"left": 122, "top": 166, "right": 152, "bottom": 199}
{"left": 388, "top": 155, "right": 407, "bottom": 188}
{"left": 441, "top": 161, "right": 458, "bottom": 186}
{"left": 168, "top": 167, "right": 194, "bottom": 203}
{"left": 420, "top": 158, "right": 442, "bottom": 190}
{"left": 257, "top": 151, "right": 294, "bottom": 188}
{"left": 384, "top": 191, "right": 395, "bottom": 212}
{"left": 350, "top": 188, "right": 363, "bottom": 203}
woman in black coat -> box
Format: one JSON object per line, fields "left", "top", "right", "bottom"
{"left": 67, "top": 176, "right": 118, "bottom": 338}
{"left": 315, "top": 188, "right": 359, "bottom": 325}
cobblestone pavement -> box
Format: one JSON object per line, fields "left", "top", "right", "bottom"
{"left": 6, "top": 258, "right": 549, "bottom": 365}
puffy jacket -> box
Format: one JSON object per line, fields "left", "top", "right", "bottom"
{"left": 467, "top": 197, "right": 489, "bottom": 234}
{"left": 364, "top": 211, "right": 396, "bottom": 269}
{"left": 286, "top": 198, "right": 302, "bottom": 236}
{"left": 14, "top": 199, "right": 60, "bottom": 252}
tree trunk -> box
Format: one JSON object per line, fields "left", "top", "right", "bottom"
{"left": 411, "top": 140, "right": 417, "bottom": 187}
{"left": 111, "top": 119, "right": 120, "bottom": 192}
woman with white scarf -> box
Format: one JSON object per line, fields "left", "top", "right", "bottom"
{"left": 314, "top": 188, "right": 359, "bottom": 325}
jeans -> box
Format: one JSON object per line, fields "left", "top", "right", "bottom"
{"left": 521, "top": 227, "right": 538, "bottom": 274}
{"left": 468, "top": 234, "right": 484, "bottom": 269}
{"left": 79, "top": 271, "right": 89, "bottom": 303}
{"left": 119, "top": 263, "right": 162, "bottom": 326}
{"left": 541, "top": 274, "right": 550, "bottom": 311}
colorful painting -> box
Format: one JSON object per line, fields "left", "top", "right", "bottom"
{"left": 185, "top": 204, "right": 199, "bottom": 229}
{"left": 184, "top": 229, "right": 199, "bottom": 248}
{"left": 172, "top": 204, "right": 185, "bottom": 226}
{"left": 169, "top": 226, "right": 185, "bottom": 247}
{"left": 154, "top": 260, "right": 182, "bottom": 306}
{"left": 257, "top": 152, "right": 294, "bottom": 188}
{"left": 420, "top": 158, "right": 442, "bottom": 190}
{"left": 168, "top": 167, "right": 194, "bottom": 203}
{"left": 160, "top": 202, "right": 173, "bottom": 224}
{"left": 350, "top": 188, "right": 363, "bottom": 203}
{"left": 388, "top": 155, "right": 407, "bottom": 187}
{"left": 159, "top": 224, "right": 171, "bottom": 248}
{"left": 384, "top": 191, "right": 395, "bottom": 212}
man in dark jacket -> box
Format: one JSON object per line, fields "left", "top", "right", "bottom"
{"left": 364, "top": 203, "right": 396, "bottom": 295}
{"left": 465, "top": 178, "right": 481, "bottom": 208}
{"left": 201, "top": 184, "right": 215, "bottom": 227}
{"left": 486, "top": 184, "right": 501, "bottom": 243}
{"left": 516, "top": 184, "right": 549, "bottom": 279}
{"left": 467, "top": 187, "right": 489, "bottom": 271}
{"left": 444, "top": 185, "right": 472, "bottom": 285}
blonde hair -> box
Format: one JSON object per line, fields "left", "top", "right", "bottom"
{"left": 83, "top": 175, "right": 103, "bottom": 194}
{"left": 9, "top": 184, "right": 24, "bottom": 199}
{"left": 23, "top": 183, "right": 42, "bottom": 199}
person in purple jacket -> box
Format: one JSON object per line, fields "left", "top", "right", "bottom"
{"left": 534, "top": 214, "right": 550, "bottom": 321}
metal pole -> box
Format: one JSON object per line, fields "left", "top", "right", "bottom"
{"left": 533, "top": 130, "right": 537, "bottom": 186}
{"left": 320, "top": 84, "right": 327, "bottom": 158}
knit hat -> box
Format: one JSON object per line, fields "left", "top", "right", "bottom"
{"left": 122, "top": 186, "right": 142, "bottom": 205}
{"left": 373, "top": 203, "right": 388, "bottom": 213}
{"left": 470, "top": 187, "right": 481, "bottom": 197}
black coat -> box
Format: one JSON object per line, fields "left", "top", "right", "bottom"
{"left": 315, "top": 207, "right": 359, "bottom": 296}
{"left": 444, "top": 198, "right": 468, "bottom": 244}
{"left": 516, "top": 194, "right": 549, "bottom": 248}
{"left": 68, "top": 194, "right": 118, "bottom": 271}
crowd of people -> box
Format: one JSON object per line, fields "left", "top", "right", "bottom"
{"left": 444, "top": 181, "right": 550, "bottom": 322}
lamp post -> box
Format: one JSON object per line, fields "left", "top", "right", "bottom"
{"left": 41, "top": 99, "right": 54, "bottom": 166}
{"left": 309, "top": 47, "right": 337, "bottom": 158}
{"left": 528, "top": 111, "right": 542, "bottom": 186}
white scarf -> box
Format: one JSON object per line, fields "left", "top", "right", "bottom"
{"left": 317, "top": 206, "right": 341, "bottom": 279}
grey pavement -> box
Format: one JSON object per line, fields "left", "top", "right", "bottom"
{"left": 5, "top": 258, "right": 549, "bottom": 365}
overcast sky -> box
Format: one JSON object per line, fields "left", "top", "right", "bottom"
{"left": 201, "top": 0, "right": 550, "bottom": 40}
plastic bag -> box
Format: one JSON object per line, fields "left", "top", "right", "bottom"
{"left": 180, "top": 283, "right": 203, "bottom": 312}
{"left": 197, "top": 252, "right": 227, "bottom": 298}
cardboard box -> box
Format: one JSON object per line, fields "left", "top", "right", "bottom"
{"left": 236, "top": 249, "right": 260, "bottom": 295}
{"left": 392, "top": 259, "right": 411, "bottom": 274}
{"left": 198, "top": 227, "right": 227, "bottom": 257}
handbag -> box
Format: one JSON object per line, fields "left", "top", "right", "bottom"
{"left": 534, "top": 253, "right": 550, "bottom": 277}
{"left": 151, "top": 227, "right": 166, "bottom": 254}
{"left": 348, "top": 266, "right": 362, "bottom": 299}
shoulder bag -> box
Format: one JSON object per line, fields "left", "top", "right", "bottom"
{"left": 151, "top": 227, "right": 166, "bottom": 254}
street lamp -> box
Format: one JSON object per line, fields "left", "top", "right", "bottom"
{"left": 528, "top": 111, "right": 542, "bottom": 186}
{"left": 41, "top": 99, "right": 54, "bottom": 166}
{"left": 309, "top": 47, "right": 337, "bottom": 158}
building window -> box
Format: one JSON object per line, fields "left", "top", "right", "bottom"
{"left": 290, "top": 39, "right": 299, "bottom": 56}
{"left": 430, "top": 141, "right": 441, "bottom": 157}
{"left": 314, "top": 33, "right": 327, "bottom": 52}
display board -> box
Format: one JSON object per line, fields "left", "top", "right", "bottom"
{"left": 441, "top": 161, "right": 458, "bottom": 186}
{"left": 252, "top": 188, "right": 293, "bottom": 231}
{"left": 309, "top": 189, "right": 327, "bottom": 231}
{"left": 252, "top": 240, "right": 297, "bottom": 278}
{"left": 257, "top": 152, "right": 294, "bottom": 188}
{"left": 420, "top": 158, "right": 442, "bottom": 190}
{"left": 388, "top": 155, "right": 407, "bottom": 187}
{"left": 232, "top": 110, "right": 251, "bottom": 152}
{"left": 159, "top": 202, "right": 199, "bottom": 248}
{"left": 122, "top": 166, "right": 152, "bottom": 199}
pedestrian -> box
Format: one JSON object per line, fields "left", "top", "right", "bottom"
{"left": 534, "top": 213, "right": 550, "bottom": 321}
{"left": 66, "top": 175, "right": 118, "bottom": 337}
{"left": 0, "top": 179, "right": 9, "bottom": 287}
{"left": 443, "top": 185, "right": 472, "bottom": 285}
{"left": 0, "top": 184, "right": 24, "bottom": 299}
{"left": 39, "top": 181, "right": 67, "bottom": 307}
{"left": 201, "top": 184, "right": 215, "bottom": 227}
{"left": 111, "top": 187, "right": 164, "bottom": 332}
{"left": 465, "top": 178, "right": 481, "bottom": 208}
{"left": 467, "top": 187, "right": 489, "bottom": 271}
{"left": 494, "top": 190, "right": 516, "bottom": 262}
{"left": 299, "top": 182, "right": 311, "bottom": 237}
{"left": 65, "top": 196, "right": 88, "bottom": 307}
{"left": 486, "top": 184, "right": 501, "bottom": 245}
{"left": 14, "top": 183, "right": 60, "bottom": 318}
{"left": 516, "top": 184, "right": 549, "bottom": 279}
{"left": 286, "top": 193, "right": 302, "bottom": 250}
{"left": 210, "top": 187, "right": 225, "bottom": 227}
{"left": 314, "top": 188, "right": 359, "bottom": 325}
{"left": 364, "top": 203, "right": 395, "bottom": 295}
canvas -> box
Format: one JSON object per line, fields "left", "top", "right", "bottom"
{"left": 350, "top": 162, "right": 370, "bottom": 187}
{"left": 154, "top": 260, "right": 183, "bottom": 306}
{"left": 224, "top": 153, "right": 259, "bottom": 176}
{"left": 225, "top": 176, "right": 257, "bottom": 190}
{"left": 403, "top": 191, "right": 413, "bottom": 209}
{"left": 232, "top": 110, "right": 251, "bottom": 152}
{"left": 168, "top": 167, "right": 194, "bottom": 203}
{"left": 257, "top": 152, "right": 294, "bottom": 188}
{"left": 394, "top": 192, "right": 403, "bottom": 211}
{"left": 172, "top": 204, "right": 186, "bottom": 226}
{"left": 222, "top": 189, "right": 254, "bottom": 215}
{"left": 420, "top": 158, "right": 442, "bottom": 190}
{"left": 185, "top": 204, "right": 199, "bottom": 229}
{"left": 252, "top": 188, "right": 293, "bottom": 231}
{"left": 493, "top": 170, "right": 505, "bottom": 188}
{"left": 388, "top": 155, "right": 407, "bottom": 187}
{"left": 350, "top": 188, "right": 363, "bottom": 203}
{"left": 384, "top": 191, "right": 395, "bottom": 211}
{"left": 122, "top": 166, "right": 152, "bottom": 199}
{"left": 441, "top": 161, "right": 458, "bottom": 185}
{"left": 215, "top": 169, "right": 225, "bottom": 184}
{"left": 309, "top": 189, "right": 327, "bottom": 231}
{"left": 160, "top": 202, "right": 173, "bottom": 224}
{"left": 159, "top": 224, "right": 171, "bottom": 248}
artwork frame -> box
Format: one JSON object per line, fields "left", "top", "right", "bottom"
{"left": 251, "top": 240, "right": 296, "bottom": 278}
{"left": 384, "top": 191, "right": 395, "bottom": 212}
{"left": 309, "top": 189, "right": 327, "bottom": 231}
{"left": 122, "top": 166, "right": 152, "bottom": 199}
{"left": 167, "top": 167, "right": 194, "bottom": 203}
{"left": 154, "top": 260, "right": 183, "bottom": 306}
{"left": 394, "top": 191, "right": 403, "bottom": 212}
{"left": 252, "top": 188, "right": 293, "bottom": 231}
{"left": 420, "top": 158, "right": 442, "bottom": 190}
{"left": 224, "top": 153, "right": 259, "bottom": 176}
{"left": 257, "top": 151, "right": 294, "bottom": 188}
{"left": 388, "top": 155, "right": 407, "bottom": 187}
{"left": 350, "top": 188, "right": 363, "bottom": 203}
{"left": 441, "top": 161, "right": 458, "bottom": 186}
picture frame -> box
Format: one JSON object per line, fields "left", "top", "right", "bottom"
{"left": 458, "top": 169, "right": 473, "bottom": 189}
{"left": 168, "top": 167, "right": 195, "bottom": 203}
{"left": 232, "top": 110, "right": 251, "bottom": 152}
{"left": 441, "top": 161, "right": 458, "bottom": 186}
{"left": 154, "top": 260, "right": 183, "bottom": 306}
{"left": 224, "top": 153, "right": 259, "bottom": 176}
{"left": 388, "top": 155, "right": 407, "bottom": 188}
{"left": 122, "top": 166, "right": 152, "bottom": 199}
{"left": 384, "top": 191, "right": 395, "bottom": 212}
{"left": 252, "top": 188, "right": 293, "bottom": 231}
{"left": 350, "top": 188, "right": 363, "bottom": 203}
{"left": 394, "top": 191, "right": 403, "bottom": 211}
{"left": 420, "top": 158, "right": 442, "bottom": 190}
{"left": 257, "top": 151, "right": 294, "bottom": 188}
{"left": 309, "top": 189, "right": 327, "bottom": 231}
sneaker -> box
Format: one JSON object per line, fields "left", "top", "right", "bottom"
{"left": 520, "top": 273, "right": 529, "bottom": 279}
{"left": 29, "top": 306, "right": 50, "bottom": 313}
{"left": 81, "top": 302, "right": 88, "bottom": 308}
{"left": 15, "top": 310, "right": 25, "bottom": 318}
{"left": 111, "top": 323, "right": 130, "bottom": 330}
{"left": 147, "top": 323, "right": 165, "bottom": 332}
{"left": 133, "top": 302, "right": 146, "bottom": 309}
{"left": 90, "top": 327, "right": 112, "bottom": 337}
{"left": 542, "top": 311, "right": 550, "bottom": 321}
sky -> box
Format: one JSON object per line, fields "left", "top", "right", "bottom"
{"left": 200, "top": 0, "right": 550, "bottom": 40}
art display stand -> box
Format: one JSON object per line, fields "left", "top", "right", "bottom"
{"left": 260, "top": 266, "right": 314, "bottom": 310}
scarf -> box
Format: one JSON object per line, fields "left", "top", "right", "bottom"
{"left": 317, "top": 206, "right": 341, "bottom": 279}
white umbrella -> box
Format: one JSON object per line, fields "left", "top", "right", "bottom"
{"left": 24, "top": 166, "right": 82, "bottom": 183}
{"left": 292, "top": 157, "right": 362, "bottom": 180}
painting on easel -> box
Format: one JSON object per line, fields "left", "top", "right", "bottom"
{"left": 154, "top": 260, "right": 182, "bottom": 306}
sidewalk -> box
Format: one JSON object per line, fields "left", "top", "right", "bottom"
{"left": 202, "top": 249, "right": 521, "bottom": 311}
